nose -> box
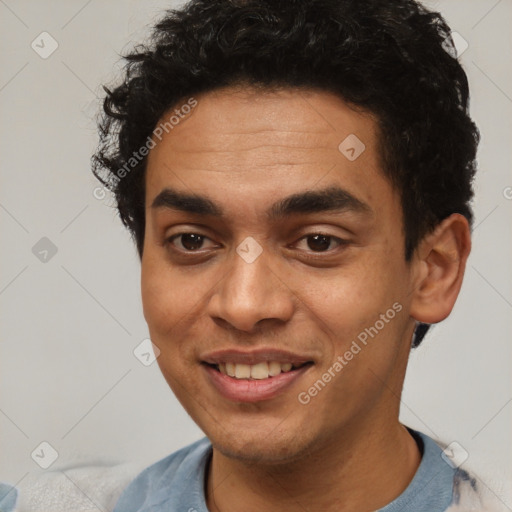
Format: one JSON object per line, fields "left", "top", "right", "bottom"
{"left": 206, "top": 243, "right": 295, "bottom": 333}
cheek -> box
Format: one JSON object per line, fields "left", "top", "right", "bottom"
{"left": 299, "top": 259, "right": 410, "bottom": 417}
{"left": 141, "top": 261, "right": 196, "bottom": 386}
{"left": 140, "top": 258, "right": 189, "bottom": 371}
{"left": 140, "top": 255, "right": 218, "bottom": 367}
{"left": 303, "top": 249, "right": 408, "bottom": 351}
{"left": 141, "top": 261, "right": 172, "bottom": 333}
{"left": 141, "top": 254, "right": 195, "bottom": 331}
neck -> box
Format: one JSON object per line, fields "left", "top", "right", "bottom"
{"left": 206, "top": 421, "right": 421, "bottom": 512}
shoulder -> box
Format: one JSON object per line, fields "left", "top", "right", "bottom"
{"left": 112, "top": 437, "right": 212, "bottom": 512}
{"left": 418, "top": 431, "right": 510, "bottom": 512}
{"left": 398, "top": 429, "right": 510, "bottom": 512}
{"left": 446, "top": 468, "right": 511, "bottom": 512}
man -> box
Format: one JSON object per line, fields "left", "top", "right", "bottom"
{"left": 91, "top": 0, "right": 505, "bottom": 510}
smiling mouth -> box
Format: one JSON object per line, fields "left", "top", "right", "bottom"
{"left": 205, "top": 361, "right": 313, "bottom": 380}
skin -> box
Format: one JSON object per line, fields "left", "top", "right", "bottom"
{"left": 141, "top": 85, "right": 471, "bottom": 512}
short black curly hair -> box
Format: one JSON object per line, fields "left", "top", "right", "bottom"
{"left": 92, "top": 0, "right": 479, "bottom": 347}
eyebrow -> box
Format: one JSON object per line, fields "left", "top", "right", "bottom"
{"left": 151, "top": 185, "right": 372, "bottom": 220}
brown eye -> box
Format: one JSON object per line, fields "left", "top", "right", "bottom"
{"left": 296, "top": 233, "right": 345, "bottom": 253}
{"left": 307, "top": 234, "right": 331, "bottom": 252}
{"left": 169, "top": 233, "right": 212, "bottom": 251}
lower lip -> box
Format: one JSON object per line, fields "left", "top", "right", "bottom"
{"left": 203, "top": 364, "right": 312, "bottom": 403}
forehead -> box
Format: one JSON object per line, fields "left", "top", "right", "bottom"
{"left": 148, "top": 86, "right": 378, "bottom": 161}
{"left": 144, "top": 86, "right": 395, "bottom": 223}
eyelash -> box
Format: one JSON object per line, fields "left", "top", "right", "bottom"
{"left": 165, "top": 232, "right": 347, "bottom": 257}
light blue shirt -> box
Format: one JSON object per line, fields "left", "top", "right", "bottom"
{"left": 112, "top": 427, "right": 476, "bottom": 511}
{"left": 0, "top": 482, "right": 17, "bottom": 512}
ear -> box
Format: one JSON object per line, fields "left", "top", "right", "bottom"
{"left": 409, "top": 213, "right": 471, "bottom": 324}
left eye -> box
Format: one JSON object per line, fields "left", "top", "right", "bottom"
{"left": 295, "top": 234, "right": 345, "bottom": 253}
{"left": 167, "top": 233, "right": 215, "bottom": 251}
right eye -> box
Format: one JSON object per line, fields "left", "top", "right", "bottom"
{"left": 166, "top": 232, "right": 218, "bottom": 253}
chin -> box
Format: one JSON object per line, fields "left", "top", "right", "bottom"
{"left": 204, "top": 420, "right": 317, "bottom": 465}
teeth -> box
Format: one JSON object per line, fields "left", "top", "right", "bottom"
{"left": 218, "top": 361, "right": 299, "bottom": 380}
{"left": 250, "top": 362, "right": 269, "bottom": 380}
{"left": 268, "top": 361, "right": 282, "bottom": 376}
{"left": 225, "top": 362, "right": 236, "bottom": 377}
{"left": 235, "top": 364, "right": 251, "bottom": 379}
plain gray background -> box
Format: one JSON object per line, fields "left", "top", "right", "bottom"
{"left": 1, "top": 0, "right": 510, "bottom": 504}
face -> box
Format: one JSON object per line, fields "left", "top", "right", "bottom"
{"left": 141, "top": 86, "right": 418, "bottom": 463}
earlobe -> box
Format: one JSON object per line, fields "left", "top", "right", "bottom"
{"left": 409, "top": 213, "right": 471, "bottom": 324}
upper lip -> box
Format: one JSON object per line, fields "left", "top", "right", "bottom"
{"left": 201, "top": 348, "right": 314, "bottom": 366}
